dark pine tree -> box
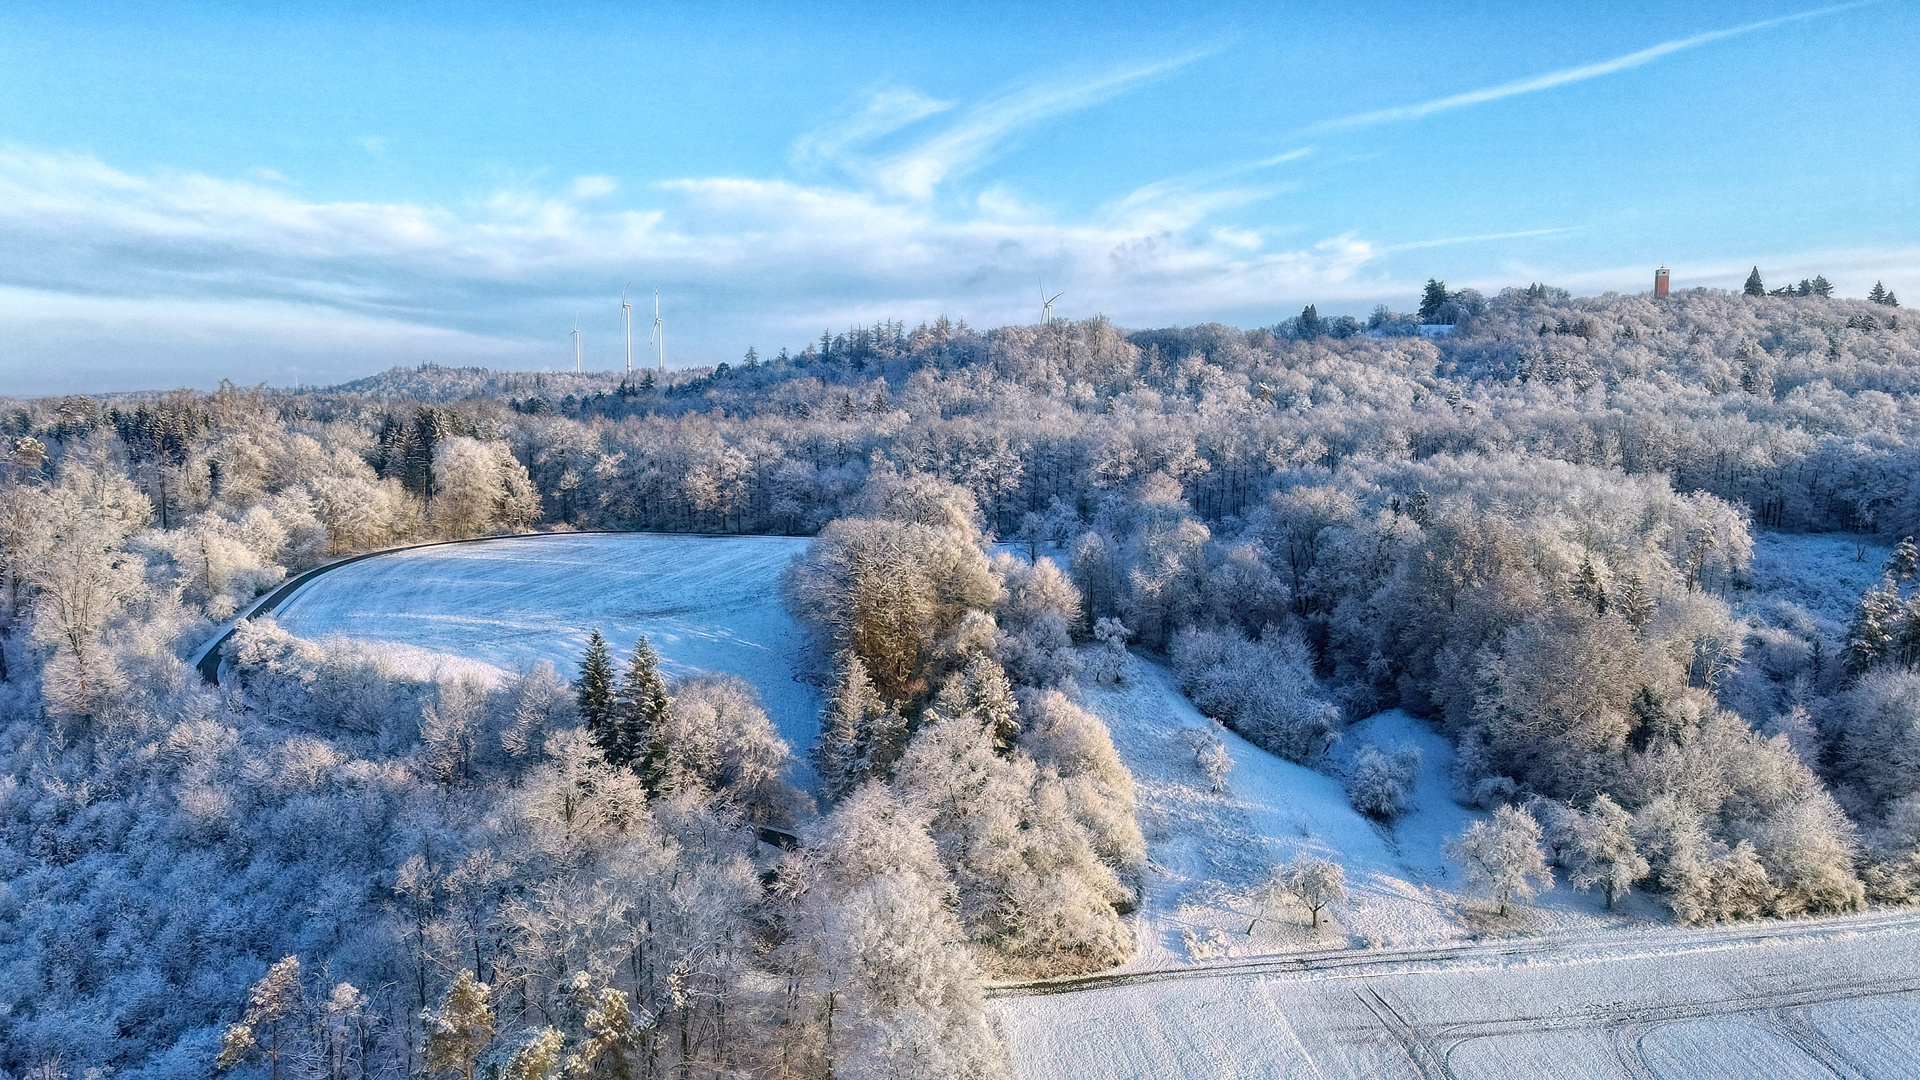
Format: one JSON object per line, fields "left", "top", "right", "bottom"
{"left": 1419, "top": 279, "right": 1451, "bottom": 322}
{"left": 1744, "top": 267, "right": 1766, "bottom": 297}
{"left": 1297, "top": 304, "right": 1326, "bottom": 338}
{"left": 578, "top": 630, "right": 618, "bottom": 759}
{"left": 616, "top": 636, "right": 672, "bottom": 784}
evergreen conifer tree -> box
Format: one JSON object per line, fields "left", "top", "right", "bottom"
{"left": 577, "top": 630, "right": 617, "bottom": 759}
{"left": 424, "top": 971, "right": 494, "bottom": 1080}
{"left": 1575, "top": 555, "right": 1607, "bottom": 615}
{"left": 1898, "top": 597, "right": 1920, "bottom": 670}
{"left": 1811, "top": 274, "right": 1835, "bottom": 297}
{"left": 1870, "top": 282, "right": 1889, "bottom": 305}
{"left": 1846, "top": 580, "right": 1902, "bottom": 675}
{"left": 1887, "top": 536, "right": 1918, "bottom": 583}
{"left": 814, "top": 651, "right": 886, "bottom": 800}
{"left": 1744, "top": 267, "right": 1766, "bottom": 296}
{"left": 1616, "top": 575, "right": 1654, "bottom": 626}
{"left": 615, "top": 636, "right": 672, "bottom": 783}
{"left": 1419, "top": 279, "right": 1451, "bottom": 322}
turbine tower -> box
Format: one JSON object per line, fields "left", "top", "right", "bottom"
{"left": 649, "top": 289, "right": 665, "bottom": 373}
{"left": 1040, "top": 280, "right": 1063, "bottom": 325}
{"left": 571, "top": 317, "right": 581, "bottom": 373}
{"left": 621, "top": 286, "right": 634, "bottom": 374}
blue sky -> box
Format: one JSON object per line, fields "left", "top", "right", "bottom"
{"left": 1, "top": 0, "right": 1915, "bottom": 393}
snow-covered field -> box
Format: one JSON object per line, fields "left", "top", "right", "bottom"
{"left": 266, "top": 533, "right": 826, "bottom": 766}
{"left": 995, "top": 910, "right": 1920, "bottom": 1079}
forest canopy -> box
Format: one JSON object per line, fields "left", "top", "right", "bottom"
{"left": 3, "top": 280, "right": 1920, "bottom": 1076}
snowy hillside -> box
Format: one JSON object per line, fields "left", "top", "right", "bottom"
{"left": 266, "top": 532, "right": 826, "bottom": 766}
{"left": 992, "top": 649, "right": 1920, "bottom": 1079}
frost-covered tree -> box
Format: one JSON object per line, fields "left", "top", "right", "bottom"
{"left": 1447, "top": 805, "right": 1553, "bottom": 916}
{"left": 576, "top": 629, "right": 616, "bottom": 750}
{"left": 782, "top": 785, "right": 1009, "bottom": 1080}
{"left": 217, "top": 956, "right": 307, "bottom": 1080}
{"left": 613, "top": 635, "right": 671, "bottom": 781}
{"left": 430, "top": 436, "right": 540, "bottom": 540}
{"left": 1347, "top": 742, "right": 1421, "bottom": 820}
{"left": 1088, "top": 616, "right": 1130, "bottom": 685}
{"left": 1195, "top": 726, "right": 1233, "bottom": 794}
{"left": 424, "top": 971, "right": 494, "bottom": 1080}
{"left": 1277, "top": 855, "right": 1347, "bottom": 929}
{"left": 1564, "top": 794, "right": 1649, "bottom": 909}
{"left": 1845, "top": 580, "right": 1903, "bottom": 674}
{"left": 815, "top": 650, "right": 896, "bottom": 800}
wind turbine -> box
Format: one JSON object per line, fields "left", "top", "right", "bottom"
{"left": 1040, "top": 280, "right": 1063, "bottom": 325}
{"left": 621, "top": 286, "right": 634, "bottom": 374}
{"left": 649, "top": 289, "right": 665, "bottom": 373}
{"left": 571, "top": 317, "right": 581, "bottom": 373}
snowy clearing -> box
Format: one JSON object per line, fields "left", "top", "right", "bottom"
{"left": 264, "top": 532, "right": 826, "bottom": 765}
{"left": 1743, "top": 531, "right": 1891, "bottom": 627}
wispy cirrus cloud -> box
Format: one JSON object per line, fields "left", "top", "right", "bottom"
{"left": 1308, "top": 1, "right": 1876, "bottom": 133}
{"left": 857, "top": 53, "right": 1211, "bottom": 199}
{"left": 790, "top": 88, "right": 954, "bottom": 171}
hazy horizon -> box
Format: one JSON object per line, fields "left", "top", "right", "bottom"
{"left": 2, "top": 0, "right": 1916, "bottom": 394}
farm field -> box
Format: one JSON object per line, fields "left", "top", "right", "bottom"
{"left": 992, "top": 910, "right": 1920, "bottom": 1079}
{"left": 264, "top": 532, "right": 827, "bottom": 770}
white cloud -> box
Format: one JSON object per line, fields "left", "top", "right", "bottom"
{"left": 791, "top": 87, "right": 954, "bottom": 170}
{"left": 568, "top": 175, "right": 618, "bottom": 199}
{"left": 0, "top": 138, "right": 1404, "bottom": 391}
{"left": 861, "top": 54, "right": 1209, "bottom": 199}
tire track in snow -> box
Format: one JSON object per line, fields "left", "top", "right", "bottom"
{"left": 989, "top": 908, "right": 1920, "bottom": 998}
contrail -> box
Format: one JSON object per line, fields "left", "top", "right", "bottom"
{"left": 1307, "top": 1, "right": 1877, "bottom": 134}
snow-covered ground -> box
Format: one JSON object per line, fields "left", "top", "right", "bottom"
{"left": 995, "top": 910, "right": 1920, "bottom": 1079}
{"left": 995, "top": 650, "right": 1920, "bottom": 1078}
{"left": 1744, "top": 531, "right": 1890, "bottom": 627}
{"left": 267, "top": 533, "right": 826, "bottom": 766}
{"left": 1072, "top": 656, "right": 1651, "bottom": 971}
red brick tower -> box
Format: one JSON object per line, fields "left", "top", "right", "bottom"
{"left": 1655, "top": 266, "right": 1670, "bottom": 299}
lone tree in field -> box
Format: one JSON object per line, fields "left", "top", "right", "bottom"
{"left": 1195, "top": 725, "right": 1233, "bottom": 794}
{"left": 577, "top": 630, "right": 616, "bottom": 753}
{"left": 1278, "top": 855, "right": 1347, "bottom": 929}
{"left": 1446, "top": 805, "right": 1553, "bottom": 917}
